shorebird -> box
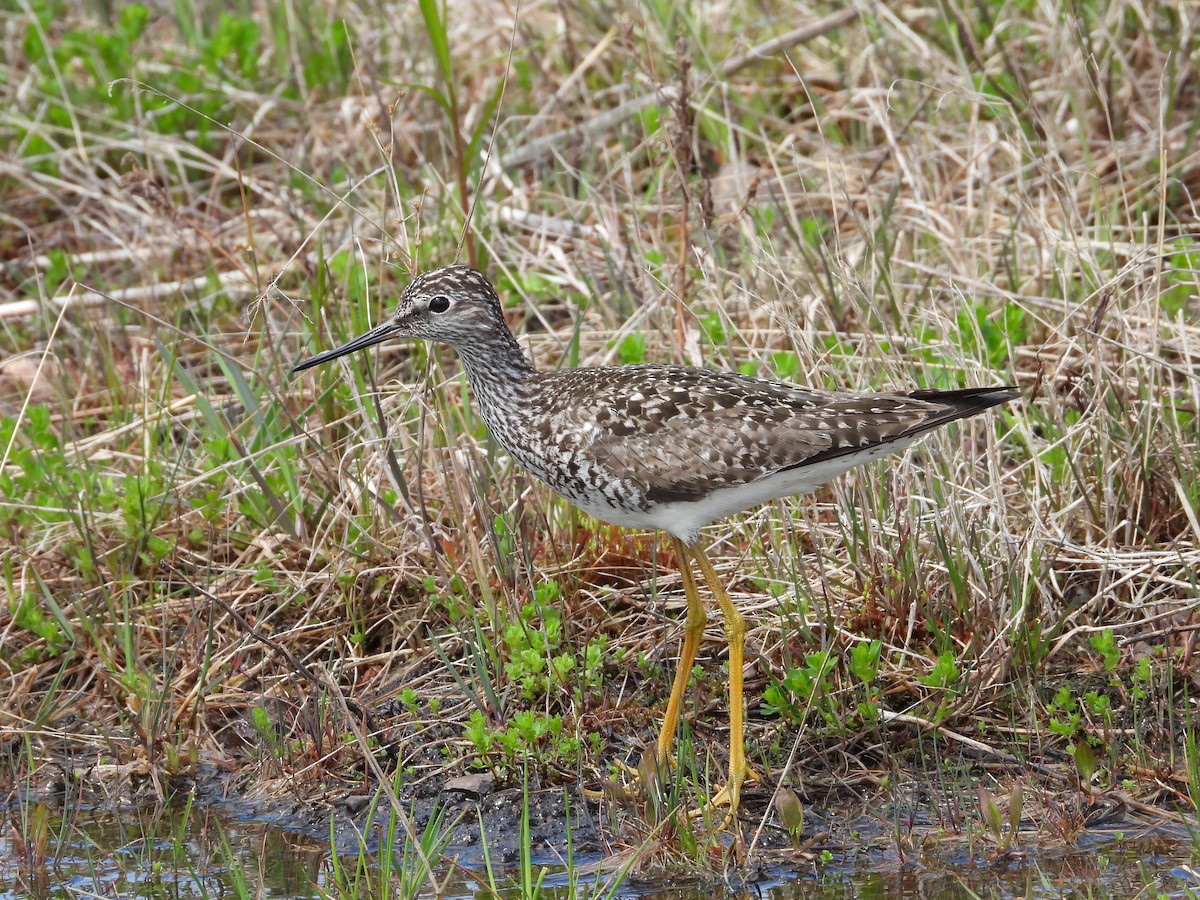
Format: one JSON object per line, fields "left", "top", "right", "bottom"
{"left": 293, "top": 265, "right": 1015, "bottom": 814}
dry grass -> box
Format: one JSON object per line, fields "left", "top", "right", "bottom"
{"left": 1, "top": 0, "right": 1197, "bottom": 870}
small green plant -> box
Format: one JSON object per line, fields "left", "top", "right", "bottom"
{"left": 1160, "top": 241, "right": 1200, "bottom": 315}
{"left": 776, "top": 786, "right": 806, "bottom": 849}
{"left": 13, "top": 800, "right": 51, "bottom": 888}
{"left": 501, "top": 582, "right": 605, "bottom": 703}
{"left": 498, "top": 710, "right": 577, "bottom": 762}
{"left": 8, "top": 593, "right": 67, "bottom": 662}
{"left": 920, "top": 651, "right": 962, "bottom": 722}
{"left": 249, "top": 706, "right": 284, "bottom": 758}
{"left": 1090, "top": 628, "right": 1120, "bottom": 672}
{"left": 398, "top": 688, "right": 420, "bottom": 714}
{"left": 1016, "top": 615, "right": 1053, "bottom": 672}
{"left": 1130, "top": 656, "right": 1153, "bottom": 700}
{"left": 492, "top": 515, "right": 516, "bottom": 568}
{"left": 762, "top": 649, "right": 837, "bottom": 726}
{"left": 617, "top": 332, "right": 647, "bottom": 364}
{"left": 699, "top": 311, "right": 727, "bottom": 346}
{"left": 1073, "top": 739, "right": 1097, "bottom": 784}
{"left": 977, "top": 782, "right": 1023, "bottom": 852}
{"left": 922, "top": 651, "right": 961, "bottom": 689}
{"left": 771, "top": 351, "right": 800, "bottom": 381}
{"left": 1083, "top": 690, "right": 1112, "bottom": 725}
{"left": 463, "top": 708, "right": 581, "bottom": 772}
{"left": 425, "top": 575, "right": 469, "bottom": 621}
{"left": 1048, "top": 686, "right": 1082, "bottom": 741}
{"left": 464, "top": 710, "right": 496, "bottom": 757}
{"left": 848, "top": 639, "right": 882, "bottom": 720}
{"left": 0, "top": 409, "right": 74, "bottom": 533}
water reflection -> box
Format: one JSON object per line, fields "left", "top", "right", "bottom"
{"left": 1, "top": 803, "right": 1195, "bottom": 899}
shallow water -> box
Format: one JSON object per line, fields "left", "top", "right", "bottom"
{"left": 1, "top": 802, "right": 1197, "bottom": 899}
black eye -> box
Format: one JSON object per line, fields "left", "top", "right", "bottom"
{"left": 428, "top": 295, "right": 451, "bottom": 313}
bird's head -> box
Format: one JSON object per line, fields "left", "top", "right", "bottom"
{"left": 292, "top": 265, "right": 507, "bottom": 372}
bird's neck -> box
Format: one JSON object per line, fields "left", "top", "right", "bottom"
{"left": 455, "top": 328, "right": 537, "bottom": 414}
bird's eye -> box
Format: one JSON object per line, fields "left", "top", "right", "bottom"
{"left": 428, "top": 295, "right": 451, "bottom": 313}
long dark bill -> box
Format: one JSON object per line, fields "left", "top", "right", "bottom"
{"left": 291, "top": 320, "right": 400, "bottom": 373}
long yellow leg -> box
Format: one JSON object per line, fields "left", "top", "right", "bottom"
{"left": 689, "top": 542, "right": 758, "bottom": 813}
{"left": 657, "top": 537, "right": 708, "bottom": 762}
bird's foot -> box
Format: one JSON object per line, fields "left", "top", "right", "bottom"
{"left": 690, "top": 760, "right": 761, "bottom": 824}
{"left": 591, "top": 749, "right": 762, "bottom": 828}
{"left": 588, "top": 748, "right": 675, "bottom": 805}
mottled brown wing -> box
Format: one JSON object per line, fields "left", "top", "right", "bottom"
{"left": 538, "top": 366, "right": 937, "bottom": 504}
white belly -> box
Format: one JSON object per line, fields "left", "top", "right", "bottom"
{"left": 559, "top": 436, "right": 919, "bottom": 544}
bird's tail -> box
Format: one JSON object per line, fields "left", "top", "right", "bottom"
{"left": 904, "top": 385, "right": 1019, "bottom": 432}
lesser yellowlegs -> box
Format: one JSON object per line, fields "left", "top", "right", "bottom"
{"left": 293, "top": 265, "right": 1016, "bottom": 813}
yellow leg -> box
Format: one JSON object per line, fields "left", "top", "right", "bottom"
{"left": 657, "top": 537, "right": 708, "bottom": 762}
{"left": 689, "top": 543, "right": 758, "bottom": 814}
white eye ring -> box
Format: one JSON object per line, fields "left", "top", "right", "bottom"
{"left": 429, "top": 295, "right": 451, "bottom": 313}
